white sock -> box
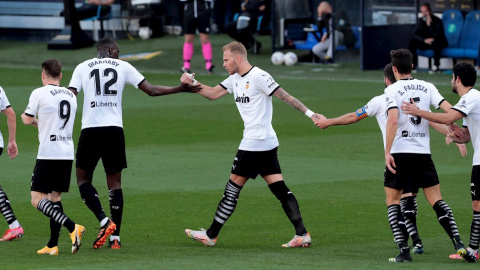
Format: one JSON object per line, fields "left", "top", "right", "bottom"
{"left": 9, "top": 220, "right": 19, "bottom": 229}
{"left": 467, "top": 247, "right": 478, "bottom": 254}
{"left": 110, "top": 235, "right": 120, "bottom": 241}
{"left": 100, "top": 217, "right": 108, "bottom": 227}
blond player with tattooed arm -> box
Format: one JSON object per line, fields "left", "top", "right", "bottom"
{"left": 181, "top": 41, "right": 324, "bottom": 248}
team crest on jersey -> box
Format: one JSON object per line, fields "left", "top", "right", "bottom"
{"left": 246, "top": 81, "right": 250, "bottom": 90}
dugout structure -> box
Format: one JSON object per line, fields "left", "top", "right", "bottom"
{"left": 360, "top": 0, "right": 476, "bottom": 70}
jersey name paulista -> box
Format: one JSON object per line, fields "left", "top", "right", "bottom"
{"left": 25, "top": 85, "right": 77, "bottom": 160}
{"left": 220, "top": 66, "right": 280, "bottom": 151}
{"left": 69, "top": 58, "right": 145, "bottom": 129}
{"left": 385, "top": 78, "right": 445, "bottom": 154}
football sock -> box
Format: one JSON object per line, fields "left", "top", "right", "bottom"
{"left": 201, "top": 42, "right": 213, "bottom": 70}
{"left": 268, "top": 181, "right": 307, "bottom": 236}
{"left": 183, "top": 42, "right": 194, "bottom": 70}
{"left": 400, "top": 196, "right": 422, "bottom": 245}
{"left": 37, "top": 198, "right": 75, "bottom": 233}
{"left": 100, "top": 217, "right": 108, "bottom": 227}
{"left": 206, "top": 180, "right": 242, "bottom": 239}
{"left": 433, "top": 200, "right": 462, "bottom": 249}
{"left": 109, "top": 188, "right": 123, "bottom": 236}
{"left": 387, "top": 204, "right": 408, "bottom": 247}
{"left": 47, "top": 201, "right": 63, "bottom": 248}
{"left": 468, "top": 211, "right": 480, "bottom": 250}
{"left": 79, "top": 182, "right": 107, "bottom": 223}
{"left": 0, "top": 186, "right": 17, "bottom": 226}
{"left": 9, "top": 220, "right": 19, "bottom": 230}
{"left": 468, "top": 247, "right": 479, "bottom": 254}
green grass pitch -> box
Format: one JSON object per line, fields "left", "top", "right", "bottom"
{"left": 0, "top": 34, "right": 476, "bottom": 269}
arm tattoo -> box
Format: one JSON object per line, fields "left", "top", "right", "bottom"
{"left": 274, "top": 88, "right": 308, "bottom": 113}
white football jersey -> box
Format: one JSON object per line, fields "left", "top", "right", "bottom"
{"left": 453, "top": 89, "right": 480, "bottom": 165}
{"left": 220, "top": 66, "right": 280, "bottom": 151}
{"left": 25, "top": 85, "right": 77, "bottom": 160}
{"left": 0, "top": 86, "right": 11, "bottom": 149}
{"left": 361, "top": 94, "right": 388, "bottom": 149}
{"left": 385, "top": 78, "right": 445, "bottom": 154}
{"left": 69, "top": 58, "right": 145, "bottom": 129}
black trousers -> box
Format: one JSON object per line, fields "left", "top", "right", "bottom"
{"left": 225, "top": 17, "right": 259, "bottom": 49}
{"left": 409, "top": 38, "right": 445, "bottom": 68}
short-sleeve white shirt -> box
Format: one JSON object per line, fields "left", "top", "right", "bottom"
{"left": 0, "top": 87, "right": 11, "bottom": 149}
{"left": 25, "top": 85, "right": 77, "bottom": 160}
{"left": 453, "top": 89, "right": 480, "bottom": 165}
{"left": 385, "top": 78, "right": 445, "bottom": 154}
{"left": 220, "top": 66, "right": 280, "bottom": 151}
{"left": 69, "top": 58, "right": 145, "bottom": 130}
{"left": 362, "top": 94, "right": 388, "bottom": 149}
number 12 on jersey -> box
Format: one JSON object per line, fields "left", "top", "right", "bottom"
{"left": 90, "top": 68, "right": 118, "bottom": 96}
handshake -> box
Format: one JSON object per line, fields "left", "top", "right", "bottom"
{"left": 311, "top": 113, "right": 328, "bottom": 127}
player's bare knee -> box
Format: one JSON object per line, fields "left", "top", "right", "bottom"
{"left": 473, "top": 200, "right": 480, "bottom": 211}
{"left": 30, "top": 195, "right": 41, "bottom": 208}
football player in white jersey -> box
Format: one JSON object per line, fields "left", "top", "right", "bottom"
{"left": 0, "top": 86, "right": 22, "bottom": 242}
{"left": 384, "top": 49, "right": 476, "bottom": 262}
{"left": 182, "top": 41, "right": 324, "bottom": 247}
{"left": 316, "top": 63, "right": 467, "bottom": 255}
{"left": 21, "top": 59, "right": 85, "bottom": 255}
{"left": 402, "top": 63, "right": 480, "bottom": 261}
{"left": 68, "top": 37, "right": 200, "bottom": 249}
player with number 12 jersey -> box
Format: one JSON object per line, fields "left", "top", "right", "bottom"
{"left": 68, "top": 38, "right": 199, "bottom": 250}
{"left": 69, "top": 54, "right": 144, "bottom": 129}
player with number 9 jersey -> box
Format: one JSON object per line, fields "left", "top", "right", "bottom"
{"left": 24, "top": 81, "right": 77, "bottom": 159}
{"left": 22, "top": 59, "right": 85, "bottom": 255}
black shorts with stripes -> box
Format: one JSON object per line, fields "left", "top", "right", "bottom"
{"left": 231, "top": 147, "right": 282, "bottom": 179}
{"left": 384, "top": 153, "right": 440, "bottom": 191}
{"left": 31, "top": 159, "right": 72, "bottom": 193}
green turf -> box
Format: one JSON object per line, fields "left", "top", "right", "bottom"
{"left": 0, "top": 35, "right": 476, "bottom": 269}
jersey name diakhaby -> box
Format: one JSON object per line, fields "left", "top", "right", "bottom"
{"left": 69, "top": 57, "right": 145, "bottom": 130}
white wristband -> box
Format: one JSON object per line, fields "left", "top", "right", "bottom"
{"left": 188, "top": 73, "right": 198, "bottom": 85}
{"left": 305, "top": 109, "right": 314, "bottom": 118}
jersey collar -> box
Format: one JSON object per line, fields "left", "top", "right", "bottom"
{"left": 240, "top": 66, "right": 255, "bottom": 77}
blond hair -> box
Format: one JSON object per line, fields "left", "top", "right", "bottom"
{"left": 222, "top": 41, "right": 247, "bottom": 58}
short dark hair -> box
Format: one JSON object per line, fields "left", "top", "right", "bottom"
{"left": 97, "top": 37, "right": 116, "bottom": 51}
{"left": 421, "top": 3, "right": 432, "bottom": 12}
{"left": 42, "top": 58, "right": 62, "bottom": 78}
{"left": 383, "top": 63, "right": 396, "bottom": 83}
{"left": 390, "top": 49, "right": 412, "bottom": 75}
{"left": 453, "top": 63, "right": 476, "bottom": 87}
